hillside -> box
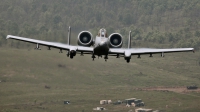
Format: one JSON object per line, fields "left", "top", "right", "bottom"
{"left": 0, "top": 48, "right": 200, "bottom": 111}
{"left": 0, "top": 0, "right": 200, "bottom": 49}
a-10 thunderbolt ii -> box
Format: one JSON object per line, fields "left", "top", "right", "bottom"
{"left": 6, "top": 27, "right": 194, "bottom": 63}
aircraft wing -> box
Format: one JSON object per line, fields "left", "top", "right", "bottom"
{"left": 6, "top": 35, "right": 194, "bottom": 58}
{"left": 109, "top": 48, "right": 194, "bottom": 56}
{"left": 6, "top": 35, "right": 93, "bottom": 53}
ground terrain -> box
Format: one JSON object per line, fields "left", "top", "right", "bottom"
{"left": 0, "top": 47, "right": 200, "bottom": 112}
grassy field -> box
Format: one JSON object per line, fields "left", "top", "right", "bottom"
{"left": 0, "top": 47, "right": 200, "bottom": 112}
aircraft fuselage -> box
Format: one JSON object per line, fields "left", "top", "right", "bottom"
{"left": 93, "top": 36, "right": 109, "bottom": 56}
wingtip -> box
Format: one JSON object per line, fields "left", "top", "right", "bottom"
{"left": 193, "top": 48, "right": 195, "bottom": 53}
{"left": 6, "top": 35, "right": 11, "bottom": 39}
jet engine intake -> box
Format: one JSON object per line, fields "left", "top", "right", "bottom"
{"left": 77, "top": 31, "right": 93, "bottom": 46}
{"left": 109, "top": 33, "right": 123, "bottom": 48}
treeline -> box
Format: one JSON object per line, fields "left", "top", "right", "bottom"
{"left": 0, "top": 0, "right": 200, "bottom": 49}
{"left": 121, "top": 25, "right": 200, "bottom": 49}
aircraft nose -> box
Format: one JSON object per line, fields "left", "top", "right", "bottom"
{"left": 100, "top": 41, "right": 104, "bottom": 45}
{"left": 99, "top": 41, "right": 107, "bottom": 46}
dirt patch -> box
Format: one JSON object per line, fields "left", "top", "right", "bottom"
{"left": 140, "top": 86, "right": 200, "bottom": 93}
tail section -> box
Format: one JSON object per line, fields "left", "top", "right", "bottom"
{"left": 68, "top": 26, "right": 71, "bottom": 45}
{"left": 128, "top": 31, "right": 131, "bottom": 49}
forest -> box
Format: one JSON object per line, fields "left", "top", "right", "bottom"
{"left": 0, "top": 0, "right": 200, "bottom": 50}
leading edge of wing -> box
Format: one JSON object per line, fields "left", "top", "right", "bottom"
{"left": 6, "top": 35, "right": 93, "bottom": 52}
{"left": 109, "top": 48, "right": 194, "bottom": 55}
{"left": 130, "top": 48, "right": 194, "bottom": 54}
{"left": 6, "top": 35, "right": 71, "bottom": 50}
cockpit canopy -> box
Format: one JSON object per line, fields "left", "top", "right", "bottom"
{"left": 98, "top": 28, "right": 107, "bottom": 37}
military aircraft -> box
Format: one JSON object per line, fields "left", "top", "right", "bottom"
{"left": 6, "top": 27, "right": 194, "bottom": 63}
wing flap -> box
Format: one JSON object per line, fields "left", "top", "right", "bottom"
{"left": 77, "top": 46, "right": 93, "bottom": 52}
{"left": 109, "top": 48, "right": 125, "bottom": 54}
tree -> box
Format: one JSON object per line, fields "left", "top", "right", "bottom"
{"left": 53, "top": 15, "right": 62, "bottom": 24}
{"left": 195, "top": 31, "right": 200, "bottom": 37}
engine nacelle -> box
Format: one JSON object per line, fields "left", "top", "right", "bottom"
{"left": 108, "top": 33, "right": 123, "bottom": 48}
{"left": 77, "top": 31, "right": 93, "bottom": 47}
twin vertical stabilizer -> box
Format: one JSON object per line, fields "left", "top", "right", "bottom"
{"left": 68, "top": 26, "right": 71, "bottom": 45}
{"left": 128, "top": 31, "right": 131, "bottom": 49}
